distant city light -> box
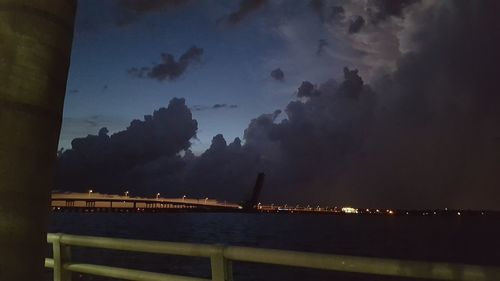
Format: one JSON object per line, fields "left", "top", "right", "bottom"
{"left": 341, "top": 207, "right": 358, "bottom": 214}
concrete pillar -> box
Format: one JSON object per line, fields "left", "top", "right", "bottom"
{"left": 0, "top": 1, "right": 76, "bottom": 280}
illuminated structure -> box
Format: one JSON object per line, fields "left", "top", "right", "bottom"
{"left": 341, "top": 207, "right": 359, "bottom": 214}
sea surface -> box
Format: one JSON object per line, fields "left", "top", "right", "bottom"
{"left": 46, "top": 212, "right": 500, "bottom": 281}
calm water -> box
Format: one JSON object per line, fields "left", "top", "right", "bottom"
{"left": 47, "top": 213, "right": 500, "bottom": 281}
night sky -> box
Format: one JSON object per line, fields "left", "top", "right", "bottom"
{"left": 57, "top": 0, "right": 500, "bottom": 210}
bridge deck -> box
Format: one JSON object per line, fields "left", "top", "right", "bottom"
{"left": 51, "top": 193, "right": 241, "bottom": 211}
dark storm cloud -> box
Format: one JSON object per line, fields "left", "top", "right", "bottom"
{"left": 231, "top": 1, "right": 500, "bottom": 209}
{"left": 238, "top": 68, "right": 375, "bottom": 203}
{"left": 116, "top": 0, "right": 190, "bottom": 25}
{"left": 297, "top": 81, "right": 321, "bottom": 98}
{"left": 128, "top": 46, "right": 203, "bottom": 81}
{"left": 368, "top": 0, "right": 419, "bottom": 24}
{"left": 221, "top": 0, "right": 268, "bottom": 25}
{"left": 182, "top": 134, "right": 262, "bottom": 200}
{"left": 316, "top": 39, "right": 328, "bottom": 55}
{"left": 333, "top": 1, "right": 500, "bottom": 209}
{"left": 58, "top": 1, "right": 500, "bottom": 210}
{"left": 270, "top": 68, "right": 285, "bottom": 81}
{"left": 57, "top": 98, "right": 197, "bottom": 195}
{"left": 348, "top": 16, "right": 365, "bottom": 34}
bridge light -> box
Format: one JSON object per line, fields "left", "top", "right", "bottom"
{"left": 182, "top": 195, "right": 186, "bottom": 201}
{"left": 125, "top": 191, "right": 129, "bottom": 198}
{"left": 88, "top": 189, "right": 93, "bottom": 197}
{"left": 156, "top": 193, "right": 160, "bottom": 199}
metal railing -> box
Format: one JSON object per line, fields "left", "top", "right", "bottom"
{"left": 45, "top": 233, "right": 500, "bottom": 281}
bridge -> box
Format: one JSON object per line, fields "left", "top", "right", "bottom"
{"left": 51, "top": 192, "right": 242, "bottom": 212}
{"left": 51, "top": 193, "right": 496, "bottom": 216}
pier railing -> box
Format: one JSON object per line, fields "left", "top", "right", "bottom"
{"left": 45, "top": 233, "right": 500, "bottom": 281}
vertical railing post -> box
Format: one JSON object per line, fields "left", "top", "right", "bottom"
{"left": 52, "top": 234, "right": 72, "bottom": 281}
{"left": 211, "top": 246, "right": 233, "bottom": 281}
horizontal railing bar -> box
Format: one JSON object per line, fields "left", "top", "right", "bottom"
{"left": 63, "top": 262, "right": 210, "bottom": 281}
{"left": 57, "top": 234, "right": 220, "bottom": 257}
{"left": 47, "top": 233, "right": 58, "bottom": 243}
{"left": 46, "top": 233, "right": 500, "bottom": 281}
{"left": 45, "top": 258, "right": 54, "bottom": 268}
{"left": 223, "top": 246, "right": 500, "bottom": 281}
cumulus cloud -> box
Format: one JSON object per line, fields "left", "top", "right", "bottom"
{"left": 116, "top": 0, "right": 190, "bottom": 25}
{"left": 182, "top": 134, "right": 262, "bottom": 200}
{"left": 186, "top": 134, "right": 259, "bottom": 200}
{"left": 331, "top": 1, "right": 500, "bottom": 209}
{"left": 221, "top": 0, "right": 267, "bottom": 25}
{"left": 58, "top": 1, "right": 500, "bottom": 209}
{"left": 297, "top": 81, "right": 321, "bottom": 98}
{"left": 57, "top": 98, "right": 197, "bottom": 195}
{"left": 270, "top": 68, "right": 285, "bottom": 81}
{"left": 230, "top": 1, "right": 500, "bottom": 209}
{"left": 128, "top": 46, "right": 203, "bottom": 81}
